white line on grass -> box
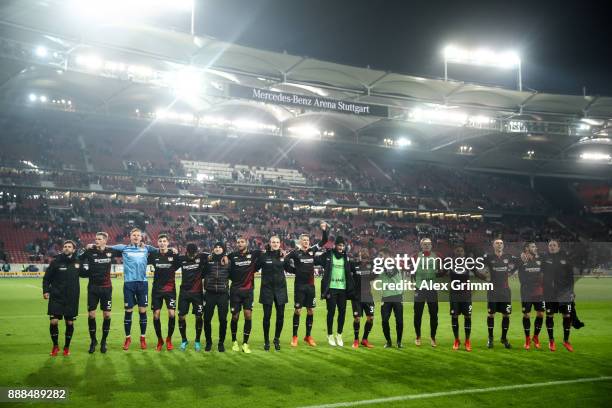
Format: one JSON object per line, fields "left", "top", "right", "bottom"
{"left": 297, "top": 376, "right": 612, "bottom": 408}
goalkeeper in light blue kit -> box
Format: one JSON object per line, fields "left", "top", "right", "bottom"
{"left": 89, "top": 228, "right": 173, "bottom": 351}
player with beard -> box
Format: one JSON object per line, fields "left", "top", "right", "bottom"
{"left": 257, "top": 235, "right": 289, "bottom": 351}
{"left": 148, "top": 234, "right": 179, "bottom": 351}
{"left": 284, "top": 222, "right": 329, "bottom": 347}
{"left": 542, "top": 239, "right": 575, "bottom": 352}
{"left": 43, "top": 240, "right": 80, "bottom": 356}
{"left": 203, "top": 242, "right": 231, "bottom": 352}
{"left": 319, "top": 236, "right": 355, "bottom": 347}
{"left": 518, "top": 242, "right": 545, "bottom": 350}
{"left": 480, "top": 238, "right": 516, "bottom": 349}
{"left": 351, "top": 248, "right": 376, "bottom": 349}
{"left": 228, "top": 236, "right": 263, "bottom": 354}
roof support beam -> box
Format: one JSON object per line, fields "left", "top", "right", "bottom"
{"left": 582, "top": 95, "right": 600, "bottom": 117}
{"left": 518, "top": 91, "right": 538, "bottom": 114}
{"left": 282, "top": 57, "right": 307, "bottom": 83}
{"left": 443, "top": 83, "right": 466, "bottom": 103}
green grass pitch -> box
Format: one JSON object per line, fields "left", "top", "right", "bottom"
{"left": 1, "top": 277, "right": 611, "bottom": 407}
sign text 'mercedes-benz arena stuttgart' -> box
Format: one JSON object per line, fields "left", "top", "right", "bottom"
{"left": 228, "top": 84, "right": 390, "bottom": 117}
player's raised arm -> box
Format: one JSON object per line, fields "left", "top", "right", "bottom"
{"left": 310, "top": 221, "right": 329, "bottom": 251}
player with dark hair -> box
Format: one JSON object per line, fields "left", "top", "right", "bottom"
{"left": 257, "top": 235, "right": 289, "bottom": 351}
{"left": 379, "top": 247, "right": 405, "bottom": 348}
{"left": 203, "top": 242, "right": 231, "bottom": 352}
{"left": 412, "top": 238, "right": 443, "bottom": 347}
{"left": 319, "top": 235, "right": 355, "bottom": 347}
{"left": 228, "top": 236, "right": 263, "bottom": 354}
{"left": 148, "top": 233, "right": 179, "bottom": 351}
{"left": 177, "top": 243, "right": 206, "bottom": 351}
{"left": 542, "top": 239, "right": 575, "bottom": 352}
{"left": 43, "top": 240, "right": 80, "bottom": 357}
{"left": 79, "top": 232, "right": 119, "bottom": 354}
{"left": 518, "top": 241, "right": 545, "bottom": 350}
{"left": 284, "top": 222, "right": 329, "bottom": 347}
{"left": 480, "top": 238, "right": 516, "bottom": 349}
{"left": 351, "top": 248, "right": 376, "bottom": 349}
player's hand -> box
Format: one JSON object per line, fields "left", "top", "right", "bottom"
{"left": 43, "top": 293, "right": 49, "bottom": 300}
{"left": 171, "top": 248, "right": 178, "bottom": 255}
{"left": 520, "top": 252, "right": 528, "bottom": 262}
{"left": 320, "top": 221, "right": 327, "bottom": 231}
{"left": 221, "top": 256, "right": 228, "bottom": 265}
{"left": 86, "top": 244, "right": 94, "bottom": 250}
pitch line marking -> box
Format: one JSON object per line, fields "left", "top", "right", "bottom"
{"left": 297, "top": 376, "right": 612, "bottom": 408}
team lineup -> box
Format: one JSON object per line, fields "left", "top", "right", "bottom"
{"left": 42, "top": 222, "right": 583, "bottom": 357}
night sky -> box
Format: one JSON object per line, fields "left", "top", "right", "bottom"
{"left": 193, "top": 0, "right": 612, "bottom": 96}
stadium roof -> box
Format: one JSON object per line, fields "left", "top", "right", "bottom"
{"left": 0, "top": 0, "right": 611, "bottom": 179}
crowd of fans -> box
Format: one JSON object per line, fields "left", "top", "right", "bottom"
{"left": 1, "top": 191, "right": 606, "bottom": 267}
{"left": 0, "top": 166, "right": 548, "bottom": 215}
{"left": 0, "top": 112, "right": 551, "bottom": 214}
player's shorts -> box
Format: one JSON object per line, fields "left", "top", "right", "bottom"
{"left": 178, "top": 291, "right": 203, "bottom": 316}
{"left": 545, "top": 302, "right": 572, "bottom": 315}
{"left": 151, "top": 290, "right": 176, "bottom": 311}
{"left": 522, "top": 301, "right": 545, "bottom": 313}
{"left": 294, "top": 284, "right": 316, "bottom": 309}
{"left": 450, "top": 301, "right": 472, "bottom": 316}
{"left": 230, "top": 289, "right": 254, "bottom": 313}
{"left": 487, "top": 301, "right": 512, "bottom": 315}
{"left": 123, "top": 281, "right": 148, "bottom": 308}
{"left": 87, "top": 285, "right": 112, "bottom": 312}
{"left": 48, "top": 299, "right": 78, "bottom": 321}
{"left": 259, "top": 284, "right": 288, "bottom": 306}
{"left": 352, "top": 300, "right": 375, "bottom": 317}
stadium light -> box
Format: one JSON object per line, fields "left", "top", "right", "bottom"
{"left": 397, "top": 137, "right": 412, "bottom": 147}
{"left": 28, "top": 93, "right": 37, "bottom": 102}
{"left": 580, "top": 152, "right": 611, "bottom": 161}
{"left": 71, "top": 0, "right": 196, "bottom": 35}
{"left": 288, "top": 125, "right": 320, "bottom": 138}
{"left": 410, "top": 107, "right": 469, "bottom": 125}
{"left": 35, "top": 46, "right": 48, "bottom": 58}
{"left": 39, "top": 95, "right": 48, "bottom": 103}
{"left": 232, "top": 118, "right": 278, "bottom": 132}
{"left": 76, "top": 55, "right": 103, "bottom": 70}
{"left": 443, "top": 45, "right": 522, "bottom": 91}
{"left": 169, "top": 67, "right": 203, "bottom": 101}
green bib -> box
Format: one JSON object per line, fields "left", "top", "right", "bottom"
{"left": 414, "top": 251, "right": 438, "bottom": 288}
{"left": 330, "top": 256, "right": 346, "bottom": 290}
